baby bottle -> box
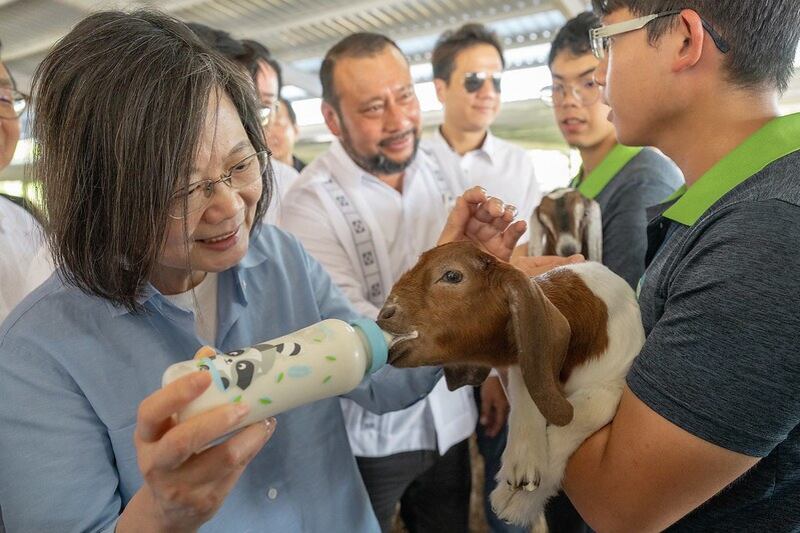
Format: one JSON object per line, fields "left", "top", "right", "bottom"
{"left": 162, "top": 318, "right": 392, "bottom": 432}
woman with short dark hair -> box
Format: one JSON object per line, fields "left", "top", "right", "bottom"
{"left": 0, "top": 10, "right": 441, "bottom": 531}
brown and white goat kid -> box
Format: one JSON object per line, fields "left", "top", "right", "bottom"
{"left": 529, "top": 188, "right": 603, "bottom": 262}
{"left": 378, "top": 242, "right": 644, "bottom": 526}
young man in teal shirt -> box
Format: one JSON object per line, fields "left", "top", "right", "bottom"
{"left": 546, "top": 12, "right": 683, "bottom": 290}
{"left": 558, "top": 2, "right": 799, "bottom": 530}
{"left": 451, "top": 1, "right": 800, "bottom": 530}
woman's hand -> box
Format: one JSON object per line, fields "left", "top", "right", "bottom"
{"left": 437, "top": 187, "right": 526, "bottom": 262}
{"left": 118, "top": 347, "right": 276, "bottom": 532}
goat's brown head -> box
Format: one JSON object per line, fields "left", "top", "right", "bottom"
{"left": 378, "top": 241, "right": 574, "bottom": 426}
{"left": 529, "top": 188, "right": 602, "bottom": 261}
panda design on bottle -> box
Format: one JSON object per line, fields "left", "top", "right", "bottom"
{"left": 163, "top": 318, "right": 391, "bottom": 437}
{"left": 197, "top": 341, "right": 303, "bottom": 392}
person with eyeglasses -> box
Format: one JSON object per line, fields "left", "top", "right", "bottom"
{"left": 0, "top": 40, "right": 52, "bottom": 325}
{"left": 541, "top": 12, "right": 683, "bottom": 293}
{"left": 267, "top": 97, "right": 307, "bottom": 173}
{"left": 0, "top": 13, "right": 457, "bottom": 531}
{"left": 186, "top": 25, "right": 299, "bottom": 220}
{"left": 538, "top": 15, "right": 682, "bottom": 532}
{"left": 425, "top": 24, "right": 540, "bottom": 247}
{"left": 421, "top": 23, "right": 540, "bottom": 533}
{"left": 454, "top": 2, "right": 800, "bottom": 532}
{"left": 242, "top": 39, "right": 300, "bottom": 205}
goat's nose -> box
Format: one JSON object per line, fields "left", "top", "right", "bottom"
{"left": 560, "top": 243, "right": 578, "bottom": 257}
{"left": 378, "top": 304, "right": 397, "bottom": 320}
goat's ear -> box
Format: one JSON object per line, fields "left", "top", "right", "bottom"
{"left": 444, "top": 365, "right": 491, "bottom": 390}
{"left": 583, "top": 199, "right": 603, "bottom": 263}
{"left": 528, "top": 207, "right": 546, "bottom": 256}
{"left": 503, "top": 267, "right": 574, "bottom": 426}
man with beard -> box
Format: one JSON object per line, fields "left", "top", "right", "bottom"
{"left": 280, "top": 33, "right": 477, "bottom": 532}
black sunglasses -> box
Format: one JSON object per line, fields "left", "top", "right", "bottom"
{"left": 464, "top": 72, "right": 502, "bottom": 94}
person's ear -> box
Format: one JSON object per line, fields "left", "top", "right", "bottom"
{"left": 434, "top": 78, "right": 448, "bottom": 104}
{"left": 321, "top": 101, "right": 342, "bottom": 138}
{"left": 673, "top": 9, "right": 706, "bottom": 73}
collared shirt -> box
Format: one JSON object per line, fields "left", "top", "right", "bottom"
{"left": 0, "top": 196, "right": 53, "bottom": 322}
{"left": 629, "top": 113, "right": 800, "bottom": 531}
{"left": 423, "top": 128, "right": 540, "bottom": 242}
{"left": 0, "top": 225, "right": 442, "bottom": 532}
{"left": 280, "top": 139, "right": 477, "bottom": 457}
{"left": 570, "top": 144, "right": 684, "bottom": 288}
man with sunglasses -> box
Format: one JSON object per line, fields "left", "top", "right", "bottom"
{"left": 281, "top": 33, "right": 478, "bottom": 532}
{"left": 423, "top": 23, "right": 540, "bottom": 533}
{"left": 477, "top": 3, "right": 798, "bottom": 531}
{"left": 426, "top": 24, "right": 540, "bottom": 242}
{"left": 0, "top": 42, "right": 52, "bottom": 324}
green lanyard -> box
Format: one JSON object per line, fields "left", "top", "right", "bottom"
{"left": 570, "top": 144, "right": 643, "bottom": 198}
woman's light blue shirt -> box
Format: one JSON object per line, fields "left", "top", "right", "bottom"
{"left": 0, "top": 226, "right": 440, "bottom": 532}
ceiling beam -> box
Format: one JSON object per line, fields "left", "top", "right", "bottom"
{"left": 234, "top": 0, "right": 400, "bottom": 41}
{"left": 265, "top": 1, "right": 558, "bottom": 63}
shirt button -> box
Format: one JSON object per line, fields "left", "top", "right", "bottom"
{"left": 267, "top": 487, "right": 278, "bottom": 500}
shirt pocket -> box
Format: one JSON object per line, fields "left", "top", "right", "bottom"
{"left": 108, "top": 421, "right": 143, "bottom": 503}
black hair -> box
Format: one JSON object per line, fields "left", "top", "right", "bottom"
{"left": 432, "top": 23, "right": 505, "bottom": 82}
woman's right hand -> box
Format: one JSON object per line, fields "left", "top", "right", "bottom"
{"left": 117, "top": 364, "right": 276, "bottom": 532}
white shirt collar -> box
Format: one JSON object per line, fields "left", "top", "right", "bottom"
{"left": 433, "top": 127, "right": 496, "bottom": 164}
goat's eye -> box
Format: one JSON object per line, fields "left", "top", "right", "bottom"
{"left": 441, "top": 270, "right": 463, "bottom": 284}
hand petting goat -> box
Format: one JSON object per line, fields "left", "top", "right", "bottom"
{"left": 438, "top": 186, "right": 584, "bottom": 274}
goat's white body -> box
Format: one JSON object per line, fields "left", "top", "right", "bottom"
{"left": 491, "top": 261, "right": 645, "bottom": 526}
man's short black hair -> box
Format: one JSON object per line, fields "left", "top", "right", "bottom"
{"left": 548, "top": 12, "right": 600, "bottom": 66}
{"left": 432, "top": 23, "right": 505, "bottom": 82}
{"left": 242, "top": 39, "right": 283, "bottom": 91}
{"left": 320, "top": 32, "right": 403, "bottom": 108}
{"left": 591, "top": 1, "right": 800, "bottom": 92}
{"left": 280, "top": 97, "right": 297, "bottom": 126}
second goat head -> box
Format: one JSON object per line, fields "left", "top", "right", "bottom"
{"left": 529, "top": 188, "right": 602, "bottom": 261}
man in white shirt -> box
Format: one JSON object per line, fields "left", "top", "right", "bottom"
{"left": 280, "top": 33, "right": 476, "bottom": 532}
{"left": 0, "top": 45, "right": 52, "bottom": 325}
{"left": 423, "top": 24, "right": 539, "bottom": 533}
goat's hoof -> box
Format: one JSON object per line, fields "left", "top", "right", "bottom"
{"left": 505, "top": 473, "right": 540, "bottom": 492}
